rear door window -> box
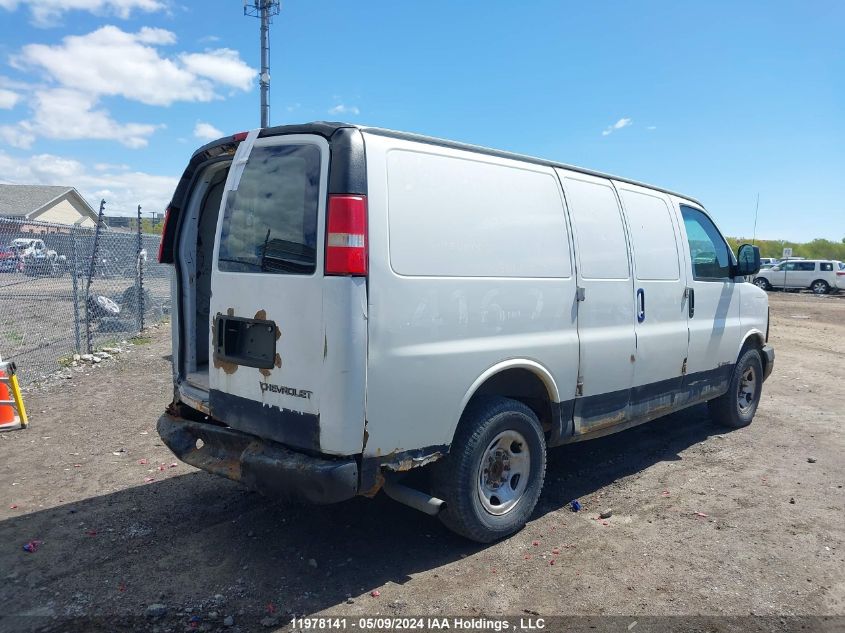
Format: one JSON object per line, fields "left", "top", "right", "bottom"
{"left": 218, "top": 144, "right": 321, "bottom": 275}
{"left": 797, "top": 262, "right": 816, "bottom": 271}
{"left": 820, "top": 262, "right": 833, "bottom": 272}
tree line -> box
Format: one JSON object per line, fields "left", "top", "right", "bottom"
{"left": 727, "top": 237, "right": 845, "bottom": 261}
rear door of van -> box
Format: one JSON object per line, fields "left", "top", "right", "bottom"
{"left": 207, "top": 132, "right": 366, "bottom": 456}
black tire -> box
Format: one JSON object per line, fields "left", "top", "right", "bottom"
{"left": 120, "top": 286, "right": 153, "bottom": 315}
{"left": 708, "top": 347, "right": 763, "bottom": 429}
{"left": 810, "top": 279, "right": 829, "bottom": 295}
{"left": 753, "top": 278, "right": 771, "bottom": 291}
{"left": 87, "top": 294, "right": 121, "bottom": 318}
{"left": 431, "top": 396, "right": 546, "bottom": 542}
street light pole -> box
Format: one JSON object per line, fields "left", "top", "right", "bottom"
{"left": 244, "top": 0, "right": 280, "bottom": 128}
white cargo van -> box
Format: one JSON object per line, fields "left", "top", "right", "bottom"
{"left": 158, "top": 123, "right": 774, "bottom": 542}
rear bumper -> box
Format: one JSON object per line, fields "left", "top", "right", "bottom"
{"left": 761, "top": 344, "right": 775, "bottom": 381}
{"left": 157, "top": 412, "right": 359, "bottom": 504}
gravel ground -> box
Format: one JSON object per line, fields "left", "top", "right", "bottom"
{"left": 0, "top": 291, "right": 843, "bottom": 633}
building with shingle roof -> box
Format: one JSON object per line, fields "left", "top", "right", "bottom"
{"left": 0, "top": 184, "right": 98, "bottom": 230}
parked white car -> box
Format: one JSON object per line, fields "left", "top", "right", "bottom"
{"left": 753, "top": 259, "right": 844, "bottom": 294}
{"left": 157, "top": 124, "right": 773, "bottom": 542}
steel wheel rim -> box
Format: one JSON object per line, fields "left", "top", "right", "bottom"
{"left": 812, "top": 281, "right": 826, "bottom": 294}
{"left": 476, "top": 429, "right": 530, "bottom": 516}
{"left": 737, "top": 365, "right": 757, "bottom": 415}
{"left": 755, "top": 279, "right": 767, "bottom": 289}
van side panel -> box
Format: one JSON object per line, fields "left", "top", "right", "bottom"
{"left": 363, "top": 133, "right": 579, "bottom": 460}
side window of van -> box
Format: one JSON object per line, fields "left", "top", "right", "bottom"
{"left": 218, "top": 144, "right": 321, "bottom": 275}
{"left": 680, "top": 205, "right": 731, "bottom": 280}
{"left": 820, "top": 262, "right": 833, "bottom": 272}
{"left": 797, "top": 262, "right": 816, "bottom": 271}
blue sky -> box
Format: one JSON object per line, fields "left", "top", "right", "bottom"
{"left": 0, "top": 0, "right": 842, "bottom": 241}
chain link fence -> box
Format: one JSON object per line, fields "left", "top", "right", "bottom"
{"left": 0, "top": 215, "right": 170, "bottom": 385}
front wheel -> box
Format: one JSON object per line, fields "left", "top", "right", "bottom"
{"left": 431, "top": 397, "right": 546, "bottom": 542}
{"left": 708, "top": 347, "right": 763, "bottom": 428}
{"left": 811, "top": 279, "right": 830, "bottom": 295}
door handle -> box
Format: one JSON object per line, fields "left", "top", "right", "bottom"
{"left": 688, "top": 287, "right": 695, "bottom": 318}
{"left": 636, "top": 288, "right": 645, "bottom": 323}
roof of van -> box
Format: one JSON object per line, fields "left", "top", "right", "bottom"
{"left": 250, "top": 122, "right": 705, "bottom": 207}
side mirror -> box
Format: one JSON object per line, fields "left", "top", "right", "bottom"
{"left": 736, "top": 243, "right": 761, "bottom": 276}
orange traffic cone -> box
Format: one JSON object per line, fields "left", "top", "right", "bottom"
{"left": 0, "top": 368, "right": 16, "bottom": 426}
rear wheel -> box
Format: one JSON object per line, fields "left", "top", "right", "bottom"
{"left": 753, "top": 278, "right": 771, "bottom": 291}
{"left": 708, "top": 347, "right": 763, "bottom": 428}
{"left": 431, "top": 397, "right": 546, "bottom": 543}
{"left": 811, "top": 279, "right": 830, "bottom": 295}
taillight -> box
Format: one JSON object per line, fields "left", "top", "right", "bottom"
{"left": 325, "top": 195, "right": 367, "bottom": 276}
{"left": 232, "top": 131, "right": 248, "bottom": 142}
{"left": 157, "top": 206, "right": 172, "bottom": 263}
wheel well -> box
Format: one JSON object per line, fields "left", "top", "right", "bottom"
{"left": 741, "top": 333, "right": 767, "bottom": 375}
{"left": 811, "top": 278, "right": 829, "bottom": 287}
{"left": 468, "top": 368, "right": 554, "bottom": 434}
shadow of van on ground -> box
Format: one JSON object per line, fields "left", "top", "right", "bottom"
{"left": 0, "top": 404, "right": 724, "bottom": 632}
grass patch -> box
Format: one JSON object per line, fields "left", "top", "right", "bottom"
{"left": 130, "top": 335, "right": 153, "bottom": 345}
{"left": 3, "top": 331, "right": 23, "bottom": 345}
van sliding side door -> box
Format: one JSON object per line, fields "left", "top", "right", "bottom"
{"left": 614, "top": 182, "right": 690, "bottom": 417}
{"left": 556, "top": 169, "right": 636, "bottom": 435}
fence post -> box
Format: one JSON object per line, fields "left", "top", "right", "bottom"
{"left": 70, "top": 225, "right": 82, "bottom": 353}
{"left": 136, "top": 204, "right": 145, "bottom": 332}
{"left": 85, "top": 198, "right": 106, "bottom": 354}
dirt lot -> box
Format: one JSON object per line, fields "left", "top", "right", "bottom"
{"left": 1, "top": 292, "right": 843, "bottom": 632}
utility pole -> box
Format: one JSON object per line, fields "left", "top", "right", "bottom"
{"left": 752, "top": 192, "right": 760, "bottom": 245}
{"left": 244, "top": 0, "right": 280, "bottom": 128}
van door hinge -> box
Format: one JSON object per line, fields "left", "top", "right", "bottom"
{"left": 681, "top": 358, "right": 688, "bottom": 375}
{"left": 575, "top": 379, "right": 584, "bottom": 397}
{"left": 576, "top": 286, "right": 586, "bottom": 302}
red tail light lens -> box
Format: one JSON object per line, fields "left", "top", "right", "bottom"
{"left": 157, "top": 206, "right": 172, "bottom": 263}
{"left": 325, "top": 195, "right": 367, "bottom": 276}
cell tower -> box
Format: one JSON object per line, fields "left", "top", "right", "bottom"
{"left": 243, "top": 0, "right": 281, "bottom": 128}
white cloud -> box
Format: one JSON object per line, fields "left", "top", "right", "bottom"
{"left": 328, "top": 104, "right": 360, "bottom": 116}
{"left": 0, "top": 150, "right": 178, "bottom": 215}
{"left": 647, "top": 125, "right": 657, "bottom": 130}
{"left": 17, "top": 26, "right": 255, "bottom": 106}
{"left": 4, "top": 25, "right": 255, "bottom": 148}
{"left": 602, "top": 117, "right": 632, "bottom": 136}
{"left": 0, "top": 88, "right": 20, "bottom": 109}
{"left": 194, "top": 121, "right": 223, "bottom": 141}
{"left": 179, "top": 49, "right": 256, "bottom": 92}
{"left": 28, "top": 88, "right": 161, "bottom": 148}
{"left": 0, "top": 124, "right": 35, "bottom": 149}
{"left": 0, "top": 0, "right": 165, "bottom": 27}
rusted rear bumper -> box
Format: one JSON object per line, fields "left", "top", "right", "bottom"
{"left": 157, "top": 412, "right": 358, "bottom": 504}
